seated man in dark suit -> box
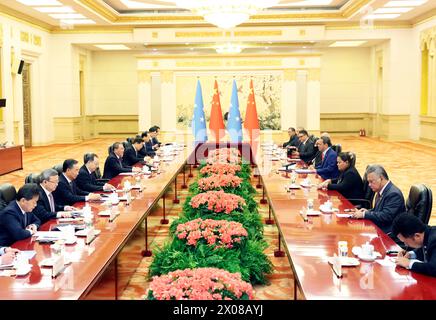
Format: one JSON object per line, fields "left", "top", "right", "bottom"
{"left": 103, "top": 142, "right": 141, "bottom": 180}
{"left": 293, "top": 129, "right": 316, "bottom": 164}
{"left": 352, "top": 164, "right": 406, "bottom": 234}
{"left": 148, "top": 126, "right": 160, "bottom": 150}
{"left": 0, "top": 184, "right": 41, "bottom": 246}
{"left": 76, "top": 153, "right": 115, "bottom": 192}
{"left": 151, "top": 125, "right": 162, "bottom": 147}
{"left": 392, "top": 213, "right": 436, "bottom": 277}
{"left": 0, "top": 197, "right": 7, "bottom": 211}
{"left": 123, "top": 137, "right": 146, "bottom": 167}
{"left": 312, "top": 136, "right": 339, "bottom": 180}
{"left": 53, "top": 159, "right": 102, "bottom": 207}
{"left": 33, "top": 169, "right": 74, "bottom": 224}
{"left": 283, "top": 127, "right": 299, "bottom": 149}
{"left": 138, "top": 132, "right": 155, "bottom": 157}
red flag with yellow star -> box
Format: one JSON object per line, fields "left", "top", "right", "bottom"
{"left": 244, "top": 79, "right": 260, "bottom": 143}
{"left": 209, "top": 80, "right": 225, "bottom": 141}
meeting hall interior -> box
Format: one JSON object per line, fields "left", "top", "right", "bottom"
{"left": 0, "top": 0, "right": 435, "bottom": 302}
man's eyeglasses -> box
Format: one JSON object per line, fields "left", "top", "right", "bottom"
{"left": 47, "top": 180, "right": 59, "bottom": 185}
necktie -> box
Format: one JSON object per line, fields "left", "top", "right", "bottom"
{"left": 48, "top": 192, "right": 55, "bottom": 212}
{"left": 23, "top": 212, "right": 27, "bottom": 228}
{"left": 321, "top": 153, "right": 325, "bottom": 162}
{"left": 373, "top": 192, "right": 381, "bottom": 208}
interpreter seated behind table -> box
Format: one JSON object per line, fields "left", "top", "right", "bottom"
{"left": 0, "top": 247, "right": 20, "bottom": 265}
{"left": 76, "top": 153, "right": 115, "bottom": 192}
{"left": 351, "top": 164, "right": 406, "bottom": 235}
{"left": 53, "top": 159, "right": 102, "bottom": 207}
{"left": 283, "top": 127, "right": 299, "bottom": 149}
{"left": 32, "top": 168, "right": 74, "bottom": 224}
{"left": 152, "top": 125, "right": 162, "bottom": 147}
{"left": 392, "top": 213, "right": 436, "bottom": 277}
{"left": 308, "top": 136, "right": 339, "bottom": 180}
{"left": 318, "top": 152, "right": 364, "bottom": 205}
{"left": 103, "top": 142, "right": 141, "bottom": 180}
{"left": 293, "top": 130, "right": 316, "bottom": 164}
{"left": 148, "top": 126, "right": 160, "bottom": 151}
{"left": 0, "top": 184, "right": 41, "bottom": 247}
{"left": 123, "top": 137, "right": 146, "bottom": 167}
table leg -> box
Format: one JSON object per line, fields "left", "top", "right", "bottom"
{"left": 141, "top": 217, "right": 152, "bottom": 257}
{"left": 188, "top": 165, "right": 193, "bottom": 178}
{"left": 160, "top": 193, "right": 169, "bottom": 224}
{"left": 256, "top": 173, "right": 262, "bottom": 189}
{"left": 274, "top": 233, "right": 285, "bottom": 257}
{"left": 265, "top": 204, "right": 274, "bottom": 225}
{"left": 181, "top": 165, "right": 188, "bottom": 189}
{"left": 294, "top": 277, "right": 298, "bottom": 300}
{"left": 260, "top": 186, "right": 268, "bottom": 204}
{"left": 173, "top": 178, "right": 180, "bottom": 204}
{"left": 115, "top": 256, "right": 118, "bottom": 300}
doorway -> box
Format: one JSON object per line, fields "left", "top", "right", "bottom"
{"left": 22, "top": 62, "right": 32, "bottom": 147}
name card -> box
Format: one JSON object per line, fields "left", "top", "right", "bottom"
{"left": 109, "top": 210, "right": 119, "bottom": 222}
{"left": 52, "top": 255, "right": 65, "bottom": 278}
{"left": 85, "top": 227, "right": 96, "bottom": 245}
{"left": 126, "top": 191, "right": 132, "bottom": 205}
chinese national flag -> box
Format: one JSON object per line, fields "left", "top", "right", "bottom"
{"left": 209, "top": 80, "right": 225, "bottom": 141}
{"left": 244, "top": 79, "right": 260, "bottom": 143}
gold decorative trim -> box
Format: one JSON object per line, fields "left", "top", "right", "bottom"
{"left": 136, "top": 53, "right": 322, "bottom": 59}
{"left": 161, "top": 70, "right": 174, "bottom": 83}
{"left": 341, "top": 0, "right": 372, "bottom": 18}
{"left": 138, "top": 70, "right": 151, "bottom": 84}
{"left": 307, "top": 69, "right": 320, "bottom": 81}
{"left": 233, "top": 60, "right": 282, "bottom": 67}
{"left": 77, "top": 0, "right": 118, "bottom": 22}
{"left": 33, "top": 35, "right": 41, "bottom": 46}
{"left": 175, "top": 31, "right": 222, "bottom": 38}
{"left": 299, "top": 59, "right": 305, "bottom": 66}
{"left": 176, "top": 60, "right": 222, "bottom": 67}
{"left": 0, "top": 4, "right": 52, "bottom": 32}
{"left": 420, "top": 25, "right": 436, "bottom": 55}
{"left": 0, "top": 24, "right": 3, "bottom": 46}
{"left": 234, "top": 30, "right": 282, "bottom": 37}
{"left": 284, "top": 69, "right": 297, "bottom": 81}
{"left": 20, "top": 31, "right": 29, "bottom": 43}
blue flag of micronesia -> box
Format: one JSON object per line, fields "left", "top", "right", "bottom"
{"left": 226, "top": 79, "right": 243, "bottom": 142}
{"left": 191, "top": 80, "right": 208, "bottom": 142}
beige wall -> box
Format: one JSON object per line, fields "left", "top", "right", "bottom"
{"left": 320, "top": 47, "right": 371, "bottom": 114}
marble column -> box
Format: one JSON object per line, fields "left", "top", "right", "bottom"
{"left": 137, "top": 70, "right": 152, "bottom": 132}
{"left": 281, "top": 69, "right": 298, "bottom": 129}
{"left": 160, "top": 70, "right": 176, "bottom": 131}
{"left": 306, "top": 68, "right": 321, "bottom": 132}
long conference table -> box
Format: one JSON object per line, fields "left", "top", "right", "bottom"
{"left": 1, "top": 143, "right": 436, "bottom": 300}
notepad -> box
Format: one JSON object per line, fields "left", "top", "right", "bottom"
{"left": 336, "top": 213, "right": 352, "bottom": 218}
{"left": 295, "top": 169, "right": 316, "bottom": 174}
{"left": 119, "top": 172, "right": 136, "bottom": 176}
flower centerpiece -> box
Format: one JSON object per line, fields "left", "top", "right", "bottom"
{"left": 200, "top": 163, "right": 241, "bottom": 177}
{"left": 196, "top": 174, "right": 243, "bottom": 192}
{"left": 146, "top": 267, "right": 254, "bottom": 300}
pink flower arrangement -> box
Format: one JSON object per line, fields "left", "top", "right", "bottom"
{"left": 147, "top": 267, "right": 254, "bottom": 300}
{"left": 190, "top": 190, "right": 246, "bottom": 214}
{"left": 197, "top": 174, "right": 242, "bottom": 191}
{"left": 206, "top": 148, "right": 241, "bottom": 164}
{"left": 175, "top": 218, "right": 248, "bottom": 249}
{"left": 200, "top": 163, "right": 241, "bottom": 176}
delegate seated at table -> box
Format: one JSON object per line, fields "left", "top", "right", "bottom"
{"left": 0, "top": 247, "right": 19, "bottom": 265}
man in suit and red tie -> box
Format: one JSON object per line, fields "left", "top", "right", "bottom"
{"left": 53, "top": 159, "right": 102, "bottom": 207}
{"left": 351, "top": 164, "right": 406, "bottom": 235}
{"left": 313, "top": 136, "right": 339, "bottom": 180}
{"left": 0, "top": 184, "right": 41, "bottom": 246}
{"left": 103, "top": 142, "right": 141, "bottom": 180}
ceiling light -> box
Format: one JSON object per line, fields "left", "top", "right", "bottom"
{"left": 152, "top": 48, "right": 157, "bottom": 51}
{"left": 264, "top": 46, "right": 269, "bottom": 50}
{"left": 384, "top": 0, "right": 427, "bottom": 7}
{"left": 50, "top": 13, "right": 86, "bottom": 19}
{"left": 215, "top": 43, "right": 243, "bottom": 54}
{"left": 329, "top": 41, "right": 366, "bottom": 47}
{"left": 174, "top": 0, "right": 280, "bottom": 29}
{"left": 35, "top": 6, "right": 75, "bottom": 13}
{"left": 373, "top": 7, "right": 413, "bottom": 14}
{"left": 364, "top": 13, "right": 401, "bottom": 19}
{"left": 94, "top": 44, "right": 131, "bottom": 50}
{"left": 17, "top": 0, "right": 62, "bottom": 5}
{"left": 60, "top": 19, "right": 96, "bottom": 25}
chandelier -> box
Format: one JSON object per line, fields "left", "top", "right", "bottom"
{"left": 174, "top": 0, "right": 280, "bottom": 29}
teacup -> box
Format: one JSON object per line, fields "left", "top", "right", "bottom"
{"left": 324, "top": 201, "right": 333, "bottom": 210}
{"left": 361, "top": 243, "right": 374, "bottom": 257}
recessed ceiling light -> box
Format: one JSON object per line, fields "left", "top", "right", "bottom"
{"left": 364, "top": 13, "right": 401, "bottom": 19}
{"left": 384, "top": 0, "right": 427, "bottom": 7}
{"left": 94, "top": 44, "right": 131, "bottom": 50}
{"left": 185, "top": 42, "right": 190, "bottom": 45}
{"left": 374, "top": 7, "right": 413, "bottom": 14}
{"left": 265, "top": 46, "right": 269, "bottom": 50}
{"left": 60, "top": 19, "right": 96, "bottom": 25}
{"left": 35, "top": 6, "right": 75, "bottom": 13}
{"left": 302, "top": 46, "right": 307, "bottom": 48}
{"left": 50, "top": 13, "right": 86, "bottom": 19}
{"left": 190, "top": 48, "right": 194, "bottom": 51}
{"left": 17, "top": 0, "right": 62, "bottom": 5}
{"left": 329, "top": 41, "right": 366, "bottom": 47}
{"left": 152, "top": 48, "right": 157, "bottom": 51}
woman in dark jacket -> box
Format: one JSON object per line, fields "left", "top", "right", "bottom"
{"left": 318, "top": 152, "right": 364, "bottom": 205}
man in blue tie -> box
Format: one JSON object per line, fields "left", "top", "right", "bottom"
{"left": 0, "top": 184, "right": 41, "bottom": 246}
{"left": 351, "top": 164, "right": 406, "bottom": 234}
